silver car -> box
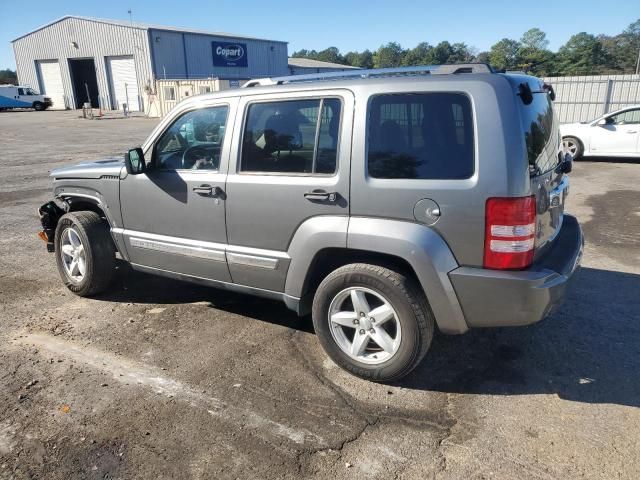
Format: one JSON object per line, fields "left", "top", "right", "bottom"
{"left": 38, "top": 64, "right": 583, "bottom": 382}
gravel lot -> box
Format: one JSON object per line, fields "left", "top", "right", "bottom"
{"left": 1, "top": 110, "right": 639, "bottom": 480}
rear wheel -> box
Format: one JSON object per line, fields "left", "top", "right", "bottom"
{"left": 563, "top": 136, "right": 583, "bottom": 160}
{"left": 54, "top": 211, "right": 116, "bottom": 296}
{"left": 312, "top": 263, "right": 434, "bottom": 382}
{"left": 33, "top": 102, "right": 44, "bottom": 111}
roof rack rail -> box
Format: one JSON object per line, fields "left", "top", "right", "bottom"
{"left": 242, "top": 63, "right": 493, "bottom": 88}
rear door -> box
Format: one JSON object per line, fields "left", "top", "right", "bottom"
{"left": 516, "top": 79, "right": 566, "bottom": 254}
{"left": 590, "top": 108, "right": 640, "bottom": 154}
{"left": 224, "top": 89, "right": 353, "bottom": 292}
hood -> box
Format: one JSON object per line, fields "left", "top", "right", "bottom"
{"left": 50, "top": 157, "right": 124, "bottom": 179}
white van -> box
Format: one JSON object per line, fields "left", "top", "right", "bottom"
{"left": 0, "top": 85, "right": 52, "bottom": 111}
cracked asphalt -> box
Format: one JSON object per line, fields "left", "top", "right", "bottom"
{"left": 1, "top": 110, "right": 639, "bottom": 479}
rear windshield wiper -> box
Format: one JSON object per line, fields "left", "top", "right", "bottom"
{"left": 518, "top": 82, "right": 555, "bottom": 105}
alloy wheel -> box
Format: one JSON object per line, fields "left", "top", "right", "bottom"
{"left": 328, "top": 287, "right": 402, "bottom": 365}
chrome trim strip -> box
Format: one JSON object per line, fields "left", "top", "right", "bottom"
{"left": 227, "top": 252, "right": 279, "bottom": 270}
{"left": 225, "top": 244, "right": 290, "bottom": 260}
{"left": 114, "top": 228, "right": 288, "bottom": 267}
{"left": 129, "top": 237, "right": 226, "bottom": 262}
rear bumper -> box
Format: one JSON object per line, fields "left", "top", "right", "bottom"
{"left": 449, "top": 214, "right": 583, "bottom": 328}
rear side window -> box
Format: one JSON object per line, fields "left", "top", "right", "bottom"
{"left": 240, "top": 98, "right": 341, "bottom": 174}
{"left": 367, "top": 93, "right": 474, "bottom": 179}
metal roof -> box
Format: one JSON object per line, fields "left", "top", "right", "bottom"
{"left": 287, "top": 58, "right": 360, "bottom": 69}
{"left": 11, "top": 15, "right": 288, "bottom": 44}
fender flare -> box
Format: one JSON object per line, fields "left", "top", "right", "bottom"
{"left": 284, "top": 216, "right": 468, "bottom": 334}
{"left": 53, "top": 187, "right": 129, "bottom": 259}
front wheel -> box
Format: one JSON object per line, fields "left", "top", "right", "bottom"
{"left": 563, "top": 136, "right": 583, "bottom": 160}
{"left": 312, "top": 263, "right": 434, "bottom": 382}
{"left": 33, "top": 102, "right": 44, "bottom": 111}
{"left": 54, "top": 211, "right": 116, "bottom": 296}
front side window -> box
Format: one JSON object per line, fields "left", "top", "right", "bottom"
{"left": 18, "top": 88, "right": 26, "bottom": 95}
{"left": 367, "top": 93, "right": 474, "bottom": 179}
{"left": 240, "top": 98, "right": 342, "bottom": 174}
{"left": 609, "top": 109, "right": 640, "bottom": 125}
{"left": 154, "top": 105, "right": 229, "bottom": 170}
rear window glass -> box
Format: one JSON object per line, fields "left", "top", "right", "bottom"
{"left": 519, "top": 85, "right": 559, "bottom": 175}
{"left": 367, "top": 93, "right": 474, "bottom": 180}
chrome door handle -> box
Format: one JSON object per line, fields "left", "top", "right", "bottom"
{"left": 192, "top": 185, "right": 212, "bottom": 195}
{"left": 192, "top": 185, "right": 224, "bottom": 197}
{"left": 304, "top": 190, "right": 337, "bottom": 202}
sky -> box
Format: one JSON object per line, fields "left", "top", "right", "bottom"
{"left": 1, "top": 0, "right": 638, "bottom": 70}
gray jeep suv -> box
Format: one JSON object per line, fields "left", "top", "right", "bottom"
{"left": 38, "top": 64, "right": 583, "bottom": 382}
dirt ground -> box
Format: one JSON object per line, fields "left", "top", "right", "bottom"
{"left": 0, "top": 110, "right": 639, "bottom": 480}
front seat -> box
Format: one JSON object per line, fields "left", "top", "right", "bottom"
{"left": 262, "top": 113, "right": 308, "bottom": 172}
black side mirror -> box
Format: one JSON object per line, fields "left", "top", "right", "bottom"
{"left": 125, "top": 147, "right": 146, "bottom": 175}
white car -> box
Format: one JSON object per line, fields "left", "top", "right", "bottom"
{"left": 560, "top": 105, "right": 640, "bottom": 159}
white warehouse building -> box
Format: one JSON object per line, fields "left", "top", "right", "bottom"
{"left": 11, "top": 16, "right": 289, "bottom": 113}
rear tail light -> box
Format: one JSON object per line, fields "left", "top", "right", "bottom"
{"left": 484, "top": 196, "right": 536, "bottom": 270}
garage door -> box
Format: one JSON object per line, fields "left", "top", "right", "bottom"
{"left": 107, "top": 56, "right": 140, "bottom": 111}
{"left": 36, "top": 60, "right": 65, "bottom": 110}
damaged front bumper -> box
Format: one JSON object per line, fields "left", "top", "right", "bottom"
{"left": 37, "top": 201, "right": 66, "bottom": 252}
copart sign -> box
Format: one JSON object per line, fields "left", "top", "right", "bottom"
{"left": 212, "top": 42, "right": 248, "bottom": 67}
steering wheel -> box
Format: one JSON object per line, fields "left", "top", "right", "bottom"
{"left": 182, "top": 145, "right": 215, "bottom": 169}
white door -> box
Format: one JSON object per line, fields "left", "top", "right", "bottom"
{"left": 37, "top": 60, "right": 65, "bottom": 110}
{"left": 107, "top": 56, "right": 140, "bottom": 111}
{"left": 590, "top": 108, "right": 640, "bottom": 155}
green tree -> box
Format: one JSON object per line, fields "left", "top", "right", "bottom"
{"left": 373, "top": 42, "right": 405, "bottom": 68}
{"left": 449, "top": 43, "right": 474, "bottom": 63}
{"left": 0, "top": 69, "right": 17, "bottom": 85}
{"left": 609, "top": 19, "right": 640, "bottom": 73}
{"left": 427, "top": 41, "right": 454, "bottom": 64}
{"left": 521, "top": 28, "right": 549, "bottom": 51}
{"left": 488, "top": 38, "right": 521, "bottom": 70}
{"left": 315, "top": 47, "right": 346, "bottom": 65}
{"left": 344, "top": 50, "right": 374, "bottom": 69}
{"left": 555, "top": 32, "right": 610, "bottom": 75}
{"left": 474, "top": 51, "right": 490, "bottom": 64}
{"left": 402, "top": 42, "right": 433, "bottom": 66}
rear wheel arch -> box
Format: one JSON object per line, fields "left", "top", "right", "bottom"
{"left": 299, "top": 248, "right": 421, "bottom": 301}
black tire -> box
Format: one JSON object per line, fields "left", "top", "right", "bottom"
{"left": 33, "top": 102, "right": 44, "bottom": 111}
{"left": 54, "top": 211, "right": 116, "bottom": 296}
{"left": 312, "top": 263, "right": 434, "bottom": 382}
{"left": 563, "top": 136, "right": 583, "bottom": 160}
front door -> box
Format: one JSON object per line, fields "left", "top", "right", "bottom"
{"left": 590, "top": 108, "right": 640, "bottom": 154}
{"left": 120, "top": 100, "right": 236, "bottom": 281}
{"left": 224, "top": 90, "right": 353, "bottom": 292}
